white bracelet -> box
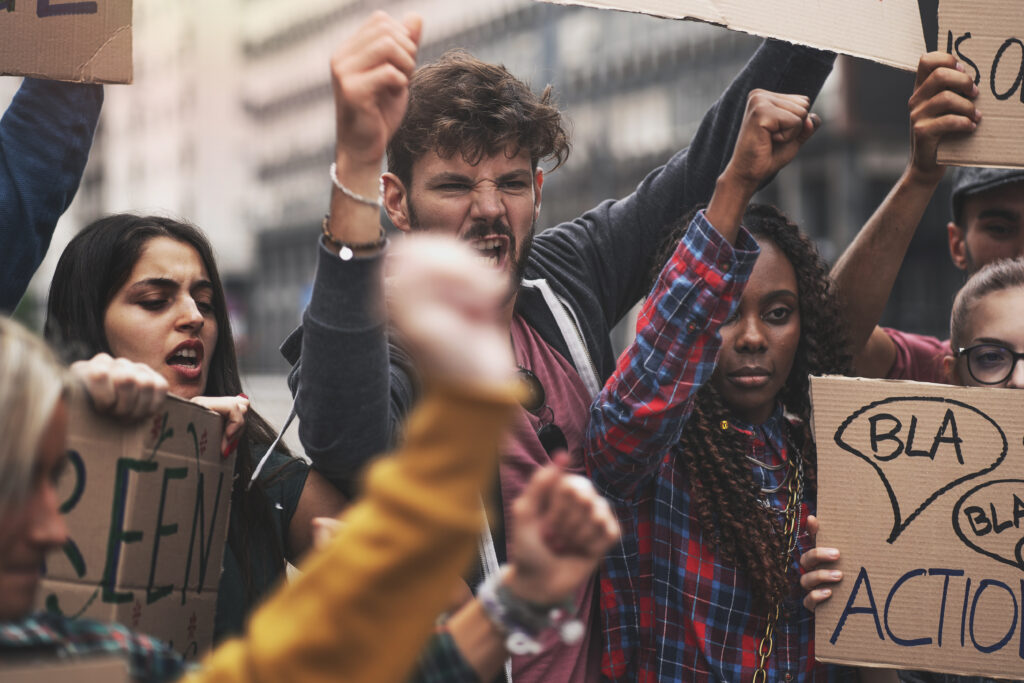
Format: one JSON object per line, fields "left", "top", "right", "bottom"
{"left": 329, "top": 162, "right": 382, "bottom": 209}
{"left": 476, "top": 566, "right": 583, "bottom": 656}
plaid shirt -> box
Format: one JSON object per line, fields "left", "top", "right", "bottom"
{"left": 0, "top": 612, "right": 184, "bottom": 681}
{"left": 586, "top": 212, "right": 854, "bottom": 682}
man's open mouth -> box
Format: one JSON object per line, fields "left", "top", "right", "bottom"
{"left": 469, "top": 235, "right": 510, "bottom": 269}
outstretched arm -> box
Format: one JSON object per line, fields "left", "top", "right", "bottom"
{"left": 0, "top": 79, "right": 103, "bottom": 312}
{"left": 532, "top": 40, "right": 836, "bottom": 330}
{"left": 830, "top": 52, "right": 978, "bottom": 377}
{"left": 292, "top": 12, "right": 422, "bottom": 486}
{"left": 586, "top": 90, "right": 816, "bottom": 500}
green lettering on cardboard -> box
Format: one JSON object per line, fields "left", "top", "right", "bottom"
{"left": 181, "top": 469, "right": 226, "bottom": 604}
{"left": 102, "top": 457, "right": 156, "bottom": 604}
{"left": 147, "top": 466, "right": 187, "bottom": 604}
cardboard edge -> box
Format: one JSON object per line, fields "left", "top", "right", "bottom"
{"left": 533, "top": 0, "right": 920, "bottom": 71}
{"left": 76, "top": 24, "right": 134, "bottom": 85}
{"left": 816, "top": 654, "right": 1019, "bottom": 681}
{"left": 936, "top": 154, "right": 1024, "bottom": 171}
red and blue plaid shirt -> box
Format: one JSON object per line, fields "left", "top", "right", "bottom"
{"left": 586, "top": 212, "right": 854, "bottom": 682}
{"left": 0, "top": 612, "right": 184, "bottom": 681}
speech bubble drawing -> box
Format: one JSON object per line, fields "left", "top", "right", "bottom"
{"left": 953, "top": 478, "right": 1024, "bottom": 571}
{"left": 834, "top": 396, "right": 1007, "bottom": 543}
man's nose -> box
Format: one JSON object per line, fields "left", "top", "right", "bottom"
{"left": 469, "top": 184, "right": 504, "bottom": 222}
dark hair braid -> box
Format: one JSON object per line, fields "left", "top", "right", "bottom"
{"left": 660, "top": 204, "right": 851, "bottom": 608}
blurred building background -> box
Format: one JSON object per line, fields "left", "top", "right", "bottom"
{"left": 10, "top": 0, "right": 957, "bottom": 427}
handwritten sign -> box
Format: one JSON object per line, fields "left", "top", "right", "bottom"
{"left": 38, "top": 394, "right": 230, "bottom": 660}
{"left": 811, "top": 376, "right": 1024, "bottom": 679}
{"left": 534, "top": 0, "right": 925, "bottom": 71}
{"left": 0, "top": 0, "right": 132, "bottom": 83}
{"left": 937, "top": 0, "right": 1024, "bottom": 168}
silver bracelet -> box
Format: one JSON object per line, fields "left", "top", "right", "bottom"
{"left": 329, "top": 162, "right": 382, "bottom": 209}
{"left": 476, "top": 566, "right": 583, "bottom": 656}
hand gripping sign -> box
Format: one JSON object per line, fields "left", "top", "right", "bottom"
{"left": 811, "top": 376, "right": 1024, "bottom": 679}
{"left": 938, "top": 0, "right": 1024, "bottom": 168}
{"left": 38, "top": 393, "right": 230, "bottom": 661}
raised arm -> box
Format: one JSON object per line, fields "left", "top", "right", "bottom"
{"left": 290, "top": 12, "right": 422, "bottom": 486}
{"left": 830, "top": 52, "right": 978, "bottom": 377}
{"left": 586, "top": 90, "right": 816, "bottom": 500}
{"left": 531, "top": 40, "right": 836, "bottom": 331}
{"left": 0, "top": 79, "right": 102, "bottom": 312}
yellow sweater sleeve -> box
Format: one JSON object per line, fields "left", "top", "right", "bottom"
{"left": 182, "top": 379, "right": 518, "bottom": 683}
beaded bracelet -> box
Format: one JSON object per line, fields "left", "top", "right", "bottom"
{"left": 476, "top": 566, "right": 584, "bottom": 656}
{"left": 320, "top": 214, "right": 386, "bottom": 260}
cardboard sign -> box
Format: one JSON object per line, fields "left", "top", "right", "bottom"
{"left": 0, "top": 0, "right": 132, "bottom": 83}
{"left": 810, "top": 376, "right": 1024, "bottom": 679}
{"left": 0, "top": 656, "right": 130, "bottom": 682}
{"left": 937, "top": 0, "right": 1024, "bottom": 168}
{"left": 535, "top": 0, "right": 924, "bottom": 71}
{"left": 38, "top": 394, "right": 230, "bottom": 661}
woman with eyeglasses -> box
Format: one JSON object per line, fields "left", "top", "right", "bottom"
{"left": 803, "top": 258, "right": 1024, "bottom": 614}
{"left": 943, "top": 259, "right": 1024, "bottom": 388}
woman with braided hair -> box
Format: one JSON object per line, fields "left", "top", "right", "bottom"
{"left": 585, "top": 88, "right": 864, "bottom": 681}
{"left": 668, "top": 202, "right": 850, "bottom": 614}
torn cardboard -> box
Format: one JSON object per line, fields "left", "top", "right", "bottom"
{"left": 811, "top": 376, "right": 1024, "bottom": 679}
{"left": 0, "top": 0, "right": 132, "bottom": 83}
{"left": 937, "top": 0, "right": 1024, "bottom": 168}
{"left": 0, "top": 656, "right": 129, "bottom": 682}
{"left": 38, "top": 394, "right": 230, "bottom": 660}
{"left": 535, "top": 0, "right": 924, "bottom": 71}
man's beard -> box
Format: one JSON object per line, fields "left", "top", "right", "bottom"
{"left": 407, "top": 197, "right": 537, "bottom": 294}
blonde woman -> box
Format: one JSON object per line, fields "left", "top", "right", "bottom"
{"left": 0, "top": 316, "right": 184, "bottom": 679}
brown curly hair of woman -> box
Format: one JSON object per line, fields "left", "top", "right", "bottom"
{"left": 655, "top": 203, "right": 851, "bottom": 610}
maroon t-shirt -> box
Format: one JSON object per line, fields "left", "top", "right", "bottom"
{"left": 884, "top": 327, "right": 951, "bottom": 384}
{"left": 504, "top": 315, "right": 602, "bottom": 683}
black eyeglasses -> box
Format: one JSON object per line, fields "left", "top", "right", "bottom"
{"left": 957, "top": 343, "right": 1024, "bottom": 385}
{"left": 517, "top": 366, "right": 568, "bottom": 455}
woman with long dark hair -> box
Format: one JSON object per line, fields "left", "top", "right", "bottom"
{"left": 44, "top": 214, "right": 347, "bottom": 641}
{"left": 585, "top": 91, "right": 867, "bottom": 680}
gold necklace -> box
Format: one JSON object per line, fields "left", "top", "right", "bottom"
{"left": 752, "top": 438, "right": 804, "bottom": 683}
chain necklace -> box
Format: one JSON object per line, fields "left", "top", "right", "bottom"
{"left": 752, "top": 436, "right": 804, "bottom": 683}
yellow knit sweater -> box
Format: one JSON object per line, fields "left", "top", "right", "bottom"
{"left": 183, "top": 379, "right": 518, "bottom": 683}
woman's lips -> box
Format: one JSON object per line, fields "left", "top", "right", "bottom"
{"left": 727, "top": 368, "right": 771, "bottom": 388}
{"left": 1, "top": 564, "right": 42, "bottom": 587}
{"left": 169, "top": 363, "right": 202, "bottom": 380}
{"left": 166, "top": 341, "right": 204, "bottom": 381}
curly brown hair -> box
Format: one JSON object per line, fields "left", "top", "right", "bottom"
{"left": 386, "top": 50, "right": 570, "bottom": 186}
{"left": 657, "top": 204, "right": 851, "bottom": 609}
